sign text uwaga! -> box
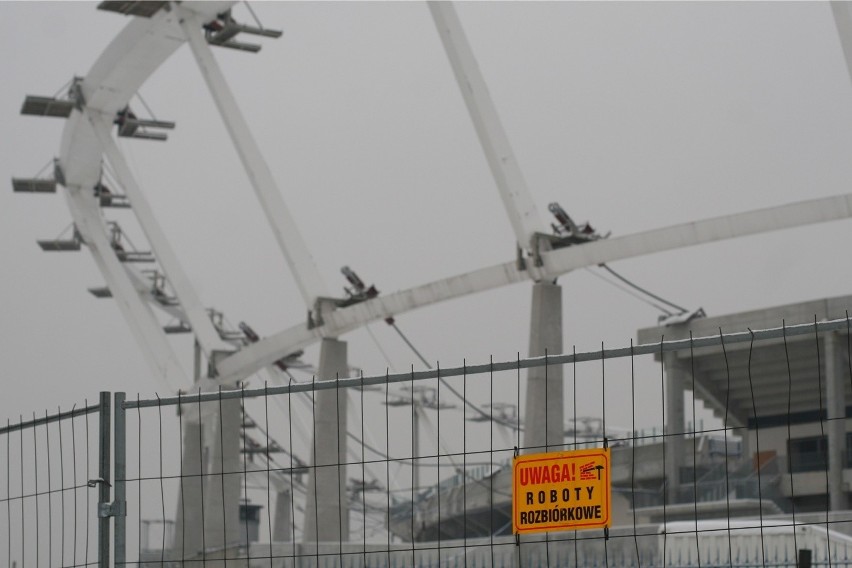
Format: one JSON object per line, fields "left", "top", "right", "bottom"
{"left": 512, "top": 448, "right": 611, "bottom": 534}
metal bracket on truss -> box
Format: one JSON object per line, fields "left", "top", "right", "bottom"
{"left": 308, "top": 267, "right": 391, "bottom": 329}
{"left": 203, "top": 8, "right": 283, "bottom": 53}
{"left": 531, "top": 233, "right": 548, "bottom": 268}
{"left": 529, "top": 202, "right": 611, "bottom": 267}
{"left": 70, "top": 77, "right": 86, "bottom": 111}
{"left": 53, "top": 159, "right": 66, "bottom": 186}
{"left": 308, "top": 297, "right": 339, "bottom": 329}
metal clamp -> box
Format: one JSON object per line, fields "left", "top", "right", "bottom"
{"left": 87, "top": 477, "right": 111, "bottom": 488}
{"left": 98, "top": 501, "right": 126, "bottom": 518}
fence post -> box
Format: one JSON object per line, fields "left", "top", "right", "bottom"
{"left": 114, "top": 392, "right": 126, "bottom": 567}
{"left": 98, "top": 391, "right": 112, "bottom": 568}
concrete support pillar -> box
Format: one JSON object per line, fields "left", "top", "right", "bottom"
{"left": 171, "top": 344, "right": 218, "bottom": 562}
{"left": 663, "top": 351, "right": 687, "bottom": 504}
{"left": 825, "top": 333, "right": 849, "bottom": 511}
{"left": 523, "top": 281, "right": 563, "bottom": 454}
{"left": 171, "top": 419, "right": 204, "bottom": 560}
{"left": 273, "top": 490, "right": 293, "bottom": 542}
{"left": 303, "top": 338, "right": 349, "bottom": 543}
{"left": 203, "top": 396, "right": 243, "bottom": 556}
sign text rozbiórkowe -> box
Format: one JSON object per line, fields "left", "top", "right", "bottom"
{"left": 512, "top": 448, "right": 611, "bottom": 534}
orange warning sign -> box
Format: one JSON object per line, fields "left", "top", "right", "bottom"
{"left": 512, "top": 448, "right": 611, "bottom": 534}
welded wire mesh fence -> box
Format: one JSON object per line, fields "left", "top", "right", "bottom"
{"left": 107, "top": 317, "right": 852, "bottom": 568}
{"left": 9, "top": 317, "right": 852, "bottom": 568}
{"left": 0, "top": 393, "right": 109, "bottom": 568}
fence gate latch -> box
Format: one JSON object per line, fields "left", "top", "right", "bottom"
{"left": 98, "top": 501, "right": 126, "bottom": 518}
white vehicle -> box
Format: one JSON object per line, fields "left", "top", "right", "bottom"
{"left": 661, "top": 519, "right": 852, "bottom": 566}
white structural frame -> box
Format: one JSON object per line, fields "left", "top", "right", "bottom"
{"left": 64, "top": 183, "right": 188, "bottom": 393}
{"left": 45, "top": 1, "right": 852, "bottom": 395}
{"left": 428, "top": 2, "right": 547, "bottom": 251}
{"left": 177, "top": 5, "right": 329, "bottom": 308}
{"left": 833, "top": 1, "right": 852, "bottom": 82}
{"left": 90, "top": 113, "right": 234, "bottom": 356}
{"left": 57, "top": 3, "right": 233, "bottom": 391}
{"left": 216, "top": 191, "right": 852, "bottom": 383}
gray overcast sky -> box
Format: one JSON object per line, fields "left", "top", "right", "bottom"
{"left": 3, "top": 1, "right": 852, "bottom": 431}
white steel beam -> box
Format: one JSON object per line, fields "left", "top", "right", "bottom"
{"left": 177, "top": 7, "right": 329, "bottom": 308}
{"left": 429, "top": 1, "right": 546, "bottom": 250}
{"left": 53, "top": 3, "right": 233, "bottom": 393}
{"left": 89, "top": 114, "right": 233, "bottom": 356}
{"left": 61, "top": 3, "right": 232, "bottom": 190}
{"left": 216, "top": 192, "right": 852, "bottom": 383}
{"left": 832, "top": 1, "right": 852, "bottom": 86}
{"left": 542, "top": 192, "right": 852, "bottom": 276}
{"left": 64, "top": 176, "right": 189, "bottom": 393}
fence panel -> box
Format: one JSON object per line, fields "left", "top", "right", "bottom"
{"left": 111, "top": 318, "right": 852, "bottom": 568}
{"left": 10, "top": 318, "right": 852, "bottom": 568}
{"left": 0, "top": 392, "right": 110, "bottom": 568}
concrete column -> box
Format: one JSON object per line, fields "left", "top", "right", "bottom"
{"left": 825, "top": 333, "right": 849, "bottom": 510}
{"left": 170, "top": 419, "right": 204, "bottom": 560}
{"left": 303, "top": 338, "right": 349, "bottom": 543}
{"left": 203, "top": 395, "right": 243, "bottom": 556}
{"left": 523, "top": 281, "right": 563, "bottom": 454}
{"left": 663, "top": 351, "right": 686, "bottom": 504}
{"left": 170, "top": 343, "right": 214, "bottom": 562}
{"left": 273, "top": 490, "right": 293, "bottom": 542}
